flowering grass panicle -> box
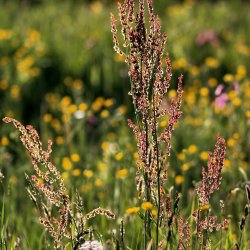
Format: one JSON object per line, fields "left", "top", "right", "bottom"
{"left": 3, "top": 117, "right": 71, "bottom": 247}
{"left": 2, "top": 117, "right": 115, "bottom": 248}
{"left": 193, "top": 135, "right": 228, "bottom": 248}
{"left": 111, "top": 0, "right": 183, "bottom": 246}
{"left": 196, "top": 134, "right": 226, "bottom": 207}
{"left": 177, "top": 216, "right": 191, "bottom": 250}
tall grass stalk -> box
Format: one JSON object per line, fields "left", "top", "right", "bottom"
{"left": 111, "top": 0, "right": 183, "bottom": 247}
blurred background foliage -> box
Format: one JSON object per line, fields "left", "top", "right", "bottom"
{"left": 0, "top": 0, "right": 249, "bottom": 248}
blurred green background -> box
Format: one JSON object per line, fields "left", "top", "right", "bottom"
{"left": 0, "top": 0, "right": 249, "bottom": 248}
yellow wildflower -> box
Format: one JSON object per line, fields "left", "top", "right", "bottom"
{"left": 104, "top": 99, "right": 113, "bottom": 107}
{"left": 83, "top": 169, "right": 93, "bottom": 178}
{"left": 200, "top": 151, "right": 208, "bottom": 161}
{"left": 62, "top": 114, "right": 70, "bottom": 123}
{"left": 114, "top": 54, "right": 125, "bottom": 63}
{"left": 236, "top": 65, "right": 246, "bottom": 80}
{"left": 62, "top": 157, "right": 72, "bottom": 170}
{"left": 62, "top": 172, "right": 69, "bottom": 180}
{"left": 172, "top": 58, "right": 188, "bottom": 69}
{"left": 29, "top": 67, "right": 40, "bottom": 77}
{"left": 188, "top": 144, "right": 198, "bottom": 154}
{"left": 208, "top": 78, "right": 218, "bottom": 87}
{"left": 101, "top": 142, "right": 109, "bottom": 151}
{"left": 17, "top": 56, "right": 34, "bottom": 72}
{"left": 151, "top": 209, "right": 157, "bottom": 217}
{"left": 92, "top": 97, "right": 103, "bottom": 111}
{"left": 193, "top": 118, "right": 202, "bottom": 127}
{"left": 98, "top": 162, "right": 106, "bottom": 171}
{"left": 90, "top": 1, "right": 103, "bottom": 14}
{"left": 115, "top": 152, "right": 124, "bottom": 161}
{"left": 227, "top": 138, "right": 235, "bottom": 148}
{"left": 223, "top": 74, "right": 234, "bottom": 82}
{"left": 181, "top": 163, "right": 190, "bottom": 172}
{"left": 71, "top": 153, "right": 80, "bottom": 163}
{"left": 51, "top": 119, "right": 61, "bottom": 131}
{"left": 0, "top": 80, "right": 8, "bottom": 90}
{"left": 95, "top": 178, "right": 103, "bottom": 187}
{"left": 224, "top": 159, "right": 231, "bottom": 168}
{"left": 69, "top": 104, "right": 77, "bottom": 113}
{"left": 100, "top": 109, "right": 110, "bottom": 118}
{"left": 237, "top": 44, "right": 250, "bottom": 56}
{"left": 43, "top": 113, "right": 52, "bottom": 123}
{"left": 178, "top": 152, "right": 186, "bottom": 161}
{"left": 25, "top": 29, "right": 40, "bottom": 46}
{"left": 189, "top": 66, "right": 200, "bottom": 76}
{"left": 0, "top": 29, "right": 12, "bottom": 40}
{"left": 117, "top": 105, "right": 127, "bottom": 114}
{"left": 126, "top": 207, "right": 140, "bottom": 215}
{"left": 232, "top": 97, "right": 241, "bottom": 107}
{"left": 160, "top": 120, "right": 167, "bottom": 127}
{"left": 233, "top": 133, "right": 239, "bottom": 140}
{"left": 205, "top": 57, "right": 219, "bottom": 68}
{"left": 175, "top": 175, "right": 184, "bottom": 185}
{"left": 186, "top": 93, "right": 196, "bottom": 105}
{"left": 37, "top": 178, "right": 43, "bottom": 184}
{"left": 10, "top": 85, "right": 20, "bottom": 98}
{"left": 79, "top": 102, "right": 88, "bottom": 111}
{"left": 73, "top": 79, "right": 83, "bottom": 89}
{"left": 199, "top": 87, "right": 209, "bottom": 97}
{"left": 1, "top": 136, "right": 9, "bottom": 146}
{"left": 168, "top": 89, "right": 177, "bottom": 98}
{"left": 56, "top": 136, "right": 64, "bottom": 145}
{"left": 60, "top": 96, "right": 71, "bottom": 108}
{"left": 133, "top": 152, "right": 139, "bottom": 159}
{"left": 228, "top": 90, "right": 236, "bottom": 100}
{"left": 199, "top": 204, "right": 210, "bottom": 212}
{"left": 116, "top": 169, "right": 128, "bottom": 179}
{"left": 72, "top": 169, "right": 81, "bottom": 177}
{"left": 141, "top": 202, "right": 153, "bottom": 211}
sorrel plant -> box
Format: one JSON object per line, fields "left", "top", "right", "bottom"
{"left": 111, "top": 0, "right": 183, "bottom": 247}
{"left": 2, "top": 117, "right": 115, "bottom": 249}
{"left": 111, "top": 0, "right": 228, "bottom": 248}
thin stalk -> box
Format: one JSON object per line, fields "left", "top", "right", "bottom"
{"left": 144, "top": 121, "right": 152, "bottom": 242}
{"left": 156, "top": 171, "right": 161, "bottom": 248}
{"left": 238, "top": 230, "right": 243, "bottom": 249}
{"left": 144, "top": 171, "right": 149, "bottom": 248}
{"left": 141, "top": 45, "right": 151, "bottom": 245}
{"left": 219, "top": 227, "right": 222, "bottom": 250}
{"left": 153, "top": 93, "right": 161, "bottom": 249}
{"left": 144, "top": 211, "right": 147, "bottom": 249}
{"left": 129, "top": 76, "right": 142, "bottom": 132}
{"left": 194, "top": 208, "right": 200, "bottom": 250}
{"left": 202, "top": 210, "right": 210, "bottom": 249}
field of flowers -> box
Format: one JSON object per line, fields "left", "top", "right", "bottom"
{"left": 0, "top": 0, "right": 249, "bottom": 249}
